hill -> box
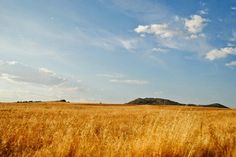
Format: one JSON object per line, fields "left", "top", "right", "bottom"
{"left": 201, "top": 103, "right": 229, "bottom": 108}
{"left": 127, "top": 98, "right": 180, "bottom": 105}
{"left": 127, "top": 98, "right": 229, "bottom": 109}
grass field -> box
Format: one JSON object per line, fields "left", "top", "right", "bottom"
{"left": 0, "top": 102, "right": 235, "bottom": 157}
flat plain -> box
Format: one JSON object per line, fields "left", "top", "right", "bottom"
{"left": 0, "top": 102, "right": 235, "bottom": 157}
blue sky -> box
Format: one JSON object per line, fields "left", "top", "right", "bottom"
{"left": 0, "top": 0, "right": 236, "bottom": 107}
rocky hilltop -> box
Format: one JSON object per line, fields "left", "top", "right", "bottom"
{"left": 127, "top": 98, "right": 229, "bottom": 109}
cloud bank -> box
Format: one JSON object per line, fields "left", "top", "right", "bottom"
{"left": 0, "top": 60, "right": 84, "bottom": 101}
{"left": 0, "top": 61, "right": 65, "bottom": 86}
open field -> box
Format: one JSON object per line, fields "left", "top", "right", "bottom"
{"left": 0, "top": 102, "right": 235, "bottom": 157}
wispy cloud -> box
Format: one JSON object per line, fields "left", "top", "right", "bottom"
{"left": 0, "top": 5, "right": 141, "bottom": 61}
{"left": 39, "top": 67, "right": 57, "bottom": 76}
{"left": 110, "top": 79, "right": 149, "bottom": 85}
{"left": 0, "top": 60, "right": 86, "bottom": 101}
{"left": 231, "top": 6, "right": 236, "bottom": 11}
{"left": 0, "top": 60, "right": 66, "bottom": 86}
{"left": 106, "top": 0, "right": 211, "bottom": 55}
{"left": 96, "top": 73, "right": 125, "bottom": 79}
{"left": 206, "top": 47, "right": 236, "bottom": 60}
{"left": 198, "top": 9, "right": 208, "bottom": 15}
{"left": 99, "top": 0, "right": 171, "bottom": 22}
{"left": 229, "top": 31, "right": 236, "bottom": 42}
{"left": 151, "top": 48, "right": 168, "bottom": 53}
{"left": 119, "top": 38, "right": 139, "bottom": 51}
{"left": 97, "top": 72, "right": 149, "bottom": 85}
{"left": 227, "top": 43, "right": 235, "bottom": 47}
{"left": 225, "top": 61, "right": 236, "bottom": 67}
{"left": 134, "top": 24, "right": 177, "bottom": 38}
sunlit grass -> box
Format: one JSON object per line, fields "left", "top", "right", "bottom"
{"left": 0, "top": 102, "right": 235, "bottom": 157}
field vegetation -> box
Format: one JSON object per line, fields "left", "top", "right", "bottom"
{"left": 0, "top": 102, "right": 235, "bottom": 157}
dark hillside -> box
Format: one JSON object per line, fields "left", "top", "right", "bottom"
{"left": 127, "top": 98, "right": 229, "bottom": 109}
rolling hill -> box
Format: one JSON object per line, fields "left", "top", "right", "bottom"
{"left": 127, "top": 98, "right": 229, "bottom": 108}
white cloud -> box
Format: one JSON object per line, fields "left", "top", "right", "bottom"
{"left": 206, "top": 47, "right": 236, "bottom": 60}
{"left": 98, "top": 73, "right": 149, "bottom": 85}
{"left": 119, "top": 39, "right": 138, "bottom": 50}
{"left": 0, "top": 81, "right": 81, "bottom": 102}
{"left": 90, "top": 36, "right": 141, "bottom": 52}
{"left": 0, "top": 73, "right": 20, "bottom": 83}
{"left": 174, "top": 16, "right": 181, "bottom": 22}
{"left": 231, "top": 6, "right": 236, "bottom": 10}
{"left": 96, "top": 73, "right": 125, "bottom": 79}
{"left": 185, "top": 33, "right": 205, "bottom": 40}
{"left": 134, "top": 14, "right": 212, "bottom": 54}
{"left": 225, "top": 61, "right": 236, "bottom": 67}
{"left": 198, "top": 9, "right": 208, "bottom": 15}
{"left": 110, "top": 79, "right": 149, "bottom": 85}
{"left": 0, "top": 61, "right": 65, "bottom": 86}
{"left": 134, "top": 25, "right": 149, "bottom": 33}
{"left": 134, "top": 24, "right": 177, "bottom": 38}
{"left": 77, "top": 79, "right": 82, "bottom": 83}
{"left": 151, "top": 47, "right": 168, "bottom": 53}
{"left": 6, "top": 61, "right": 18, "bottom": 65}
{"left": 39, "top": 67, "right": 56, "bottom": 76}
{"left": 184, "top": 15, "right": 207, "bottom": 34}
{"left": 0, "top": 60, "right": 85, "bottom": 101}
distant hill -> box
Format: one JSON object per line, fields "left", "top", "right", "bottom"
{"left": 127, "top": 98, "right": 229, "bottom": 109}
{"left": 201, "top": 103, "right": 229, "bottom": 108}
{"left": 128, "top": 98, "right": 180, "bottom": 105}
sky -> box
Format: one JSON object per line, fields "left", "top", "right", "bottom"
{"left": 0, "top": 0, "right": 236, "bottom": 107}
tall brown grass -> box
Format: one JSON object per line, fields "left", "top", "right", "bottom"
{"left": 0, "top": 102, "right": 235, "bottom": 157}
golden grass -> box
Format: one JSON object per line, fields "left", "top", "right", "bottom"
{"left": 0, "top": 102, "right": 235, "bottom": 157}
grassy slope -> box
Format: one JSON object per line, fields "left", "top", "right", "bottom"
{"left": 0, "top": 102, "right": 235, "bottom": 157}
